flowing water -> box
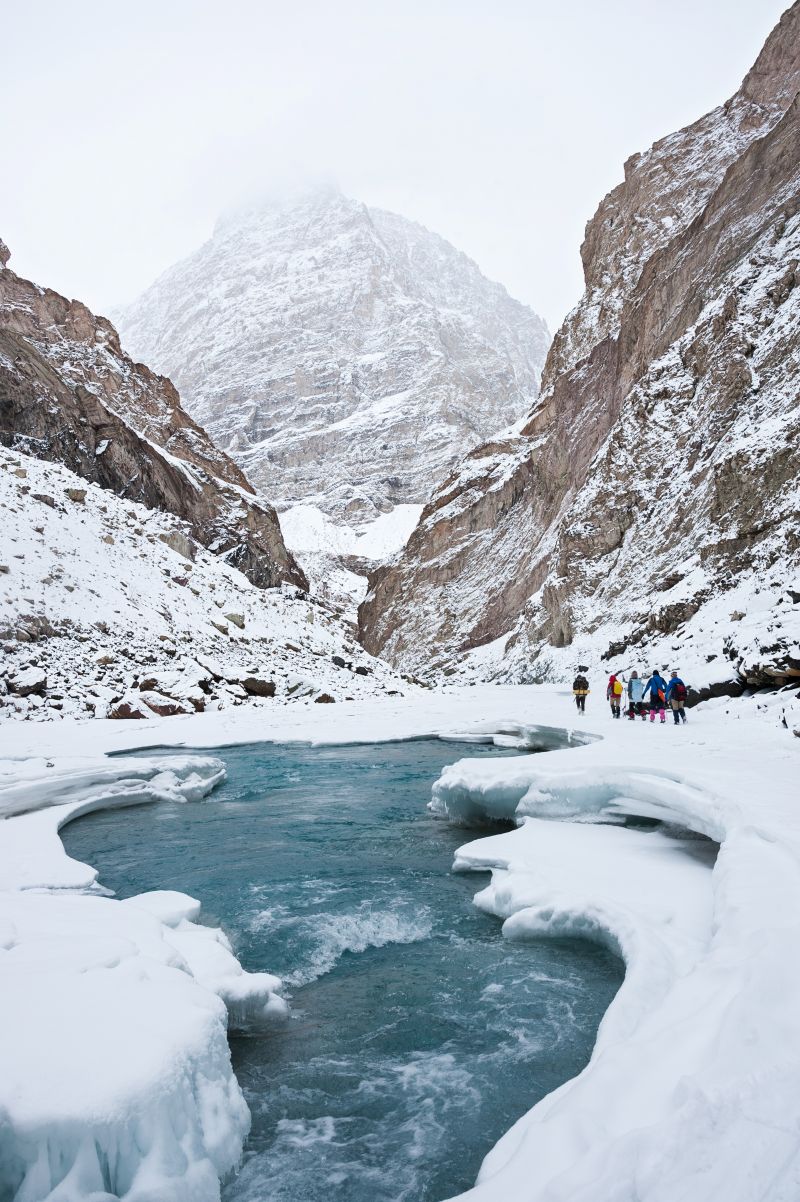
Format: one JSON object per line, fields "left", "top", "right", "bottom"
{"left": 62, "top": 738, "right": 623, "bottom": 1202}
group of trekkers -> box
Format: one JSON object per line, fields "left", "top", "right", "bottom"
{"left": 571, "top": 670, "right": 689, "bottom": 725}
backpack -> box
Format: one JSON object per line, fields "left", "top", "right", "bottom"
{"left": 613, "top": 679, "right": 623, "bottom": 696}
{"left": 674, "top": 682, "right": 687, "bottom": 701}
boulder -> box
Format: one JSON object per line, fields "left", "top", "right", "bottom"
{"left": 65, "top": 488, "right": 87, "bottom": 503}
{"left": 225, "top": 612, "right": 246, "bottom": 629}
{"left": 219, "top": 682, "right": 248, "bottom": 700}
{"left": 109, "top": 695, "right": 149, "bottom": 719}
{"left": 332, "top": 654, "right": 346, "bottom": 668}
{"left": 158, "top": 530, "right": 195, "bottom": 561}
{"left": 139, "top": 690, "right": 192, "bottom": 717}
{"left": 314, "top": 693, "right": 336, "bottom": 704}
{"left": 11, "top": 667, "right": 47, "bottom": 696}
{"left": 286, "top": 677, "right": 319, "bottom": 698}
{"left": 241, "top": 677, "right": 276, "bottom": 698}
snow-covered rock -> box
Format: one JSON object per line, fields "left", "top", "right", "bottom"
{"left": 360, "top": 5, "right": 800, "bottom": 697}
{"left": 116, "top": 188, "right": 550, "bottom": 520}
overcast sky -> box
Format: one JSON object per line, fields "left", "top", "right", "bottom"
{"left": 2, "top": 0, "right": 788, "bottom": 332}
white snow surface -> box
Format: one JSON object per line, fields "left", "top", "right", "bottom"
{"left": 278, "top": 502, "right": 423, "bottom": 611}
{"left": 1, "top": 685, "right": 798, "bottom": 1202}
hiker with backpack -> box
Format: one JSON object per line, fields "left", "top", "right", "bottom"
{"left": 606, "top": 673, "right": 624, "bottom": 719}
{"left": 572, "top": 673, "right": 590, "bottom": 713}
{"left": 627, "top": 670, "right": 646, "bottom": 720}
{"left": 665, "top": 670, "right": 688, "bottom": 724}
{"left": 642, "top": 669, "right": 668, "bottom": 723}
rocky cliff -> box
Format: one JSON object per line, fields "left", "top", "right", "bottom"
{"left": 0, "top": 246, "right": 306, "bottom": 590}
{"left": 360, "top": 3, "right": 800, "bottom": 694}
{"left": 116, "top": 189, "right": 549, "bottom": 520}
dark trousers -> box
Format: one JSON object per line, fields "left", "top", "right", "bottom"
{"left": 628, "top": 701, "right": 645, "bottom": 718}
{"left": 575, "top": 694, "right": 586, "bottom": 712}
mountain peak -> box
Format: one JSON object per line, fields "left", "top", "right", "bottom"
{"left": 117, "top": 197, "right": 550, "bottom": 520}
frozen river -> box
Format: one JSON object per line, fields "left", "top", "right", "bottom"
{"left": 62, "top": 738, "right": 623, "bottom": 1202}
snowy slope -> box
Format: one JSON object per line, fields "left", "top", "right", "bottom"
{"left": 116, "top": 188, "right": 549, "bottom": 520}
{"left": 278, "top": 502, "right": 423, "bottom": 613}
{"left": 360, "top": 4, "right": 800, "bottom": 695}
{"left": 0, "top": 446, "right": 409, "bottom": 724}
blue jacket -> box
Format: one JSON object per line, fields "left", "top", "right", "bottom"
{"left": 628, "top": 678, "right": 645, "bottom": 702}
{"left": 665, "top": 676, "right": 686, "bottom": 701}
{"left": 643, "top": 674, "right": 667, "bottom": 700}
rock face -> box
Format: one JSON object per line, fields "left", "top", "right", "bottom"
{"left": 360, "top": 3, "right": 800, "bottom": 689}
{"left": 0, "top": 248, "right": 306, "bottom": 590}
{"left": 116, "top": 188, "right": 550, "bottom": 520}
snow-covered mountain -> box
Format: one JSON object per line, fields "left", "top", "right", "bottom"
{"left": 115, "top": 189, "right": 549, "bottom": 520}
{"left": 0, "top": 238, "right": 418, "bottom": 721}
{"left": 360, "top": 2, "right": 800, "bottom": 697}
{"left": 0, "top": 239, "right": 305, "bottom": 591}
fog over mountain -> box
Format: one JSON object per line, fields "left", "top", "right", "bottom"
{"left": 117, "top": 188, "right": 549, "bottom": 521}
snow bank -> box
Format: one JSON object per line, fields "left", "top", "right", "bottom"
{"left": 0, "top": 753, "right": 286, "bottom": 1202}
{"left": 431, "top": 696, "right": 800, "bottom": 1202}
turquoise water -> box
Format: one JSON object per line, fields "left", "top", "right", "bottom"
{"left": 61, "top": 739, "right": 623, "bottom": 1202}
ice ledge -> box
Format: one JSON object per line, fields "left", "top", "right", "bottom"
{"left": 434, "top": 718, "right": 800, "bottom": 1202}
{"left": 0, "top": 753, "right": 287, "bottom": 1202}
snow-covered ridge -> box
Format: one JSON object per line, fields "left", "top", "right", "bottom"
{"left": 0, "top": 240, "right": 303, "bottom": 591}
{"left": 359, "top": 5, "right": 800, "bottom": 692}
{"left": 115, "top": 188, "right": 550, "bottom": 520}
